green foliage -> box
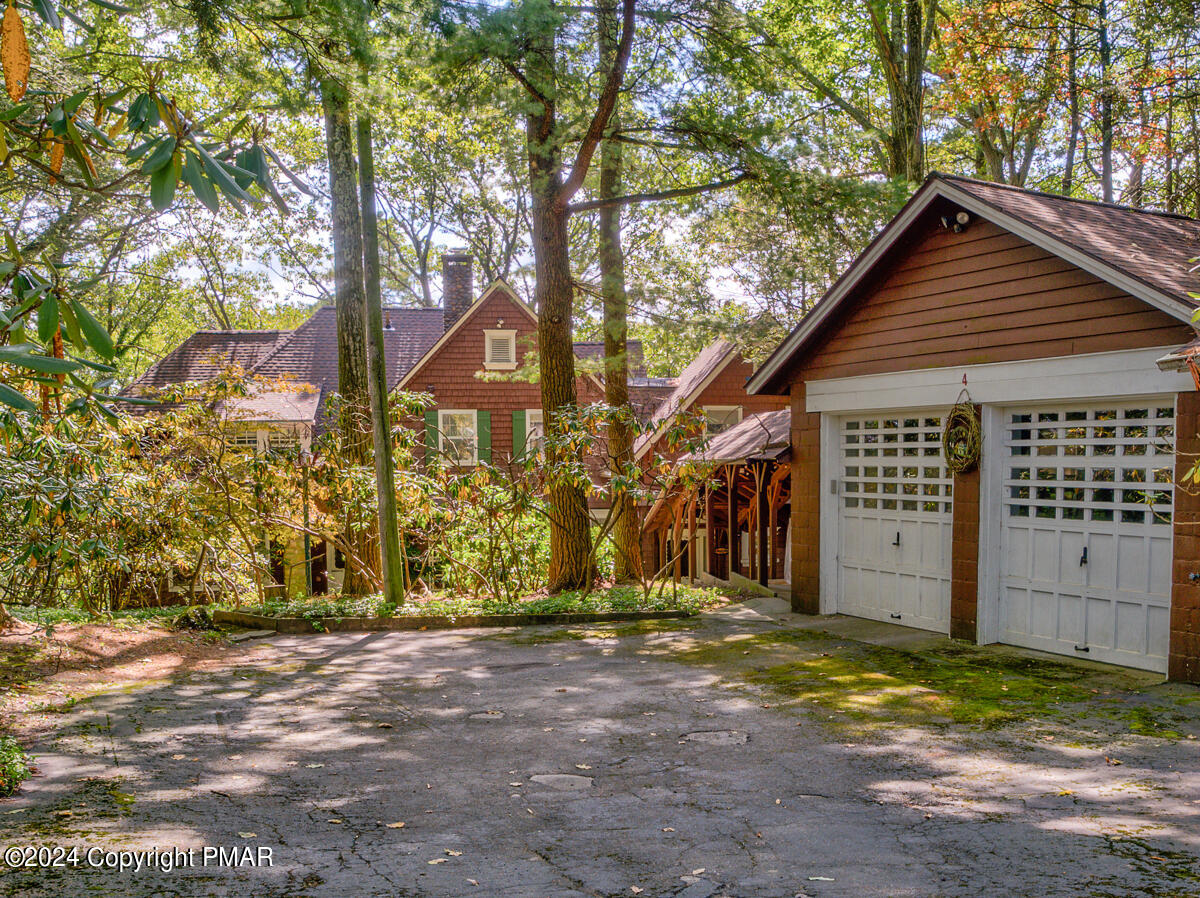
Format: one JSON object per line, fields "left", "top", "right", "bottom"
{"left": 0, "top": 735, "right": 31, "bottom": 797}
{"left": 246, "top": 583, "right": 729, "bottom": 619}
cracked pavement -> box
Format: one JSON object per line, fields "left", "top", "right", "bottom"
{"left": 1, "top": 609, "right": 1198, "bottom": 897}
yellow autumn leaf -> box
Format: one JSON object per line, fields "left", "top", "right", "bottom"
{"left": 49, "top": 139, "right": 63, "bottom": 184}
{"left": 1, "top": 2, "right": 28, "bottom": 102}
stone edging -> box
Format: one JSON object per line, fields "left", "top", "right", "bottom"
{"left": 213, "top": 608, "right": 696, "bottom": 634}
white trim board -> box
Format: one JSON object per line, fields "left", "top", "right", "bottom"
{"left": 633, "top": 341, "right": 738, "bottom": 460}
{"left": 747, "top": 176, "right": 1195, "bottom": 396}
{"left": 805, "top": 346, "right": 1193, "bottom": 414}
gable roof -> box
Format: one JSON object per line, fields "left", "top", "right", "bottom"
{"left": 254, "top": 305, "right": 446, "bottom": 393}
{"left": 748, "top": 173, "right": 1200, "bottom": 395}
{"left": 683, "top": 408, "right": 791, "bottom": 463}
{"left": 394, "top": 279, "right": 622, "bottom": 394}
{"left": 634, "top": 340, "right": 738, "bottom": 459}
{"left": 129, "top": 330, "right": 289, "bottom": 392}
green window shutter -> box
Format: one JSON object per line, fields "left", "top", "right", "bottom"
{"left": 476, "top": 410, "right": 491, "bottom": 465}
{"left": 424, "top": 410, "right": 438, "bottom": 460}
{"left": 512, "top": 409, "right": 526, "bottom": 460}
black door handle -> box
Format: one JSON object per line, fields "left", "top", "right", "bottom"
{"left": 1080, "top": 546, "right": 1088, "bottom": 566}
{"left": 892, "top": 531, "right": 901, "bottom": 547}
{"left": 1074, "top": 644, "right": 1090, "bottom": 653}
{"left": 890, "top": 613, "right": 902, "bottom": 620}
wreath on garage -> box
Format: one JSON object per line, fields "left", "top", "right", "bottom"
{"left": 942, "top": 390, "right": 981, "bottom": 475}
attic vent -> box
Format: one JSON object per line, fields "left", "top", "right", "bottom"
{"left": 484, "top": 329, "right": 517, "bottom": 369}
{"left": 490, "top": 335, "right": 513, "bottom": 363}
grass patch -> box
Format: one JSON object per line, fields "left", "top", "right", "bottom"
{"left": 673, "top": 630, "right": 1102, "bottom": 729}
{"left": 240, "top": 584, "right": 733, "bottom": 621}
{"left": 493, "top": 617, "right": 705, "bottom": 644}
{"left": 0, "top": 735, "right": 31, "bottom": 797}
{"left": 7, "top": 605, "right": 184, "bottom": 628}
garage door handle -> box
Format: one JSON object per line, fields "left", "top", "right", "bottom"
{"left": 890, "top": 613, "right": 902, "bottom": 620}
{"left": 892, "top": 531, "right": 901, "bottom": 547}
{"left": 1080, "top": 546, "right": 1088, "bottom": 566}
{"left": 1074, "top": 644, "right": 1090, "bottom": 653}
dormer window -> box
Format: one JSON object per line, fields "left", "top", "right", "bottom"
{"left": 484, "top": 329, "right": 518, "bottom": 370}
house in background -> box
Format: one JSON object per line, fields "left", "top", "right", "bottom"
{"left": 749, "top": 172, "right": 1200, "bottom": 682}
{"left": 634, "top": 339, "right": 789, "bottom": 583}
{"left": 124, "top": 250, "right": 673, "bottom": 595}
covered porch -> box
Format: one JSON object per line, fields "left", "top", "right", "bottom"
{"left": 643, "top": 409, "right": 792, "bottom": 596}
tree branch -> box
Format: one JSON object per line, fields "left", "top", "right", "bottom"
{"left": 567, "top": 171, "right": 754, "bottom": 214}
{"left": 558, "top": 0, "right": 636, "bottom": 206}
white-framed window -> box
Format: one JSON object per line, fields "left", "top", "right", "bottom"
{"left": 267, "top": 430, "right": 299, "bottom": 452}
{"left": 483, "top": 329, "right": 517, "bottom": 370}
{"left": 526, "top": 409, "right": 545, "bottom": 455}
{"left": 704, "top": 405, "right": 742, "bottom": 435}
{"left": 229, "top": 429, "right": 260, "bottom": 452}
{"left": 439, "top": 409, "right": 478, "bottom": 466}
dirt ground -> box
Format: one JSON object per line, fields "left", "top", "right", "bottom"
{"left": 0, "top": 621, "right": 272, "bottom": 745}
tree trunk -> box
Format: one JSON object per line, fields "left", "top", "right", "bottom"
{"left": 321, "top": 79, "right": 378, "bottom": 595}
{"left": 526, "top": 27, "right": 594, "bottom": 593}
{"left": 598, "top": 0, "right": 641, "bottom": 583}
{"left": 357, "top": 115, "right": 406, "bottom": 603}
{"left": 1098, "top": 0, "right": 1114, "bottom": 203}
{"left": 1064, "top": 4, "right": 1080, "bottom": 195}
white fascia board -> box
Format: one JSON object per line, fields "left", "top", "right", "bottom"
{"left": 805, "top": 346, "right": 1193, "bottom": 414}
{"left": 935, "top": 182, "right": 1193, "bottom": 324}
{"left": 748, "top": 179, "right": 1193, "bottom": 396}
{"left": 746, "top": 180, "right": 944, "bottom": 395}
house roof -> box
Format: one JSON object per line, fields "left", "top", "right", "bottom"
{"left": 683, "top": 408, "right": 792, "bottom": 463}
{"left": 216, "top": 386, "right": 324, "bottom": 424}
{"left": 634, "top": 340, "right": 738, "bottom": 458}
{"left": 130, "top": 330, "right": 290, "bottom": 392}
{"left": 748, "top": 173, "right": 1200, "bottom": 395}
{"left": 253, "top": 305, "right": 446, "bottom": 393}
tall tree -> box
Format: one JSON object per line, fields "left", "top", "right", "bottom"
{"left": 596, "top": 0, "right": 640, "bottom": 582}
{"left": 321, "top": 78, "right": 378, "bottom": 595}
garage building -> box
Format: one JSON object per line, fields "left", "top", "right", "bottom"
{"left": 748, "top": 173, "right": 1200, "bottom": 681}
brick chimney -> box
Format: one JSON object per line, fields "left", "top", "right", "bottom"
{"left": 441, "top": 248, "right": 474, "bottom": 333}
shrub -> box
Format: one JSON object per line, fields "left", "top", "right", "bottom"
{"left": 0, "top": 736, "right": 31, "bottom": 797}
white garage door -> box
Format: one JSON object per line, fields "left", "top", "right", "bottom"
{"left": 839, "top": 414, "right": 952, "bottom": 632}
{"left": 1000, "top": 401, "right": 1174, "bottom": 672}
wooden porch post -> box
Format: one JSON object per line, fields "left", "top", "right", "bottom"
{"left": 672, "top": 498, "right": 684, "bottom": 584}
{"left": 757, "top": 462, "right": 769, "bottom": 588}
{"left": 687, "top": 491, "right": 697, "bottom": 584}
{"left": 705, "top": 484, "right": 715, "bottom": 580}
{"left": 727, "top": 466, "right": 740, "bottom": 577}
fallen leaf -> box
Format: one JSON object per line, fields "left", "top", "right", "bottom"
{"left": 385, "top": 822, "right": 406, "bottom": 829}
{"left": 446, "top": 850, "right": 462, "bottom": 857}
{"left": 1058, "top": 790, "right": 1074, "bottom": 796}
{"left": 631, "top": 888, "right": 643, "bottom": 895}
{"left": 575, "top": 764, "right": 592, "bottom": 770}
{"left": 691, "top": 868, "right": 705, "bottom": 875}
{"left": 172, "top": 754, "right": 186, "bottom": 760}
{"left": 467, "top": 879, "right": 478, "bottom": 886}
{"left": 428, "top": 858, "right": 446, "bottom": 865}
{"left": 328, "top": 819, "right": 343, "bottom": 824}
{"left": 238, "top": 832, "right": 257, "bottom": 839}
{"left": 1106, "top": 757, "right": 1123, "bottom": 766}
{"left": 306, "top": 763, "right": 324, "bottom": 769}
{"left": 662, "top": 827, "right": 675, "bottom": 832}
{"left": 809, "top": 876, "right": 835, "bottom": 882}
{"left": 509, "top": 783, "right": 523, "bottom": 787}
{"left": 377, "top": 722, "right": 394, "bottom": 729}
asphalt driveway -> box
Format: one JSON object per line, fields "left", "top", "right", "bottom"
{"left": 2, "top": 604, "right": 1198, "bottom": 897}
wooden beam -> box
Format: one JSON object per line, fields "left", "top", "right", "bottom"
{"left": 705, "top": 484, "right": 715, "bottom": 580}
{"left": 687, "top": 490, "right": 697, "bottom": 584}
{"left": 727, "top": 466, "right": 739, "bottom": 577}
{"left": 757, "top": 462, "right": 769, "bottom": 587}
{"left": 672, "top": 497, "right": 684, "bottom": 584}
